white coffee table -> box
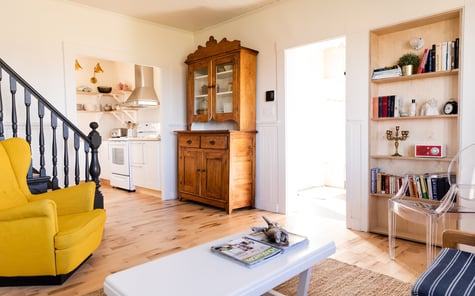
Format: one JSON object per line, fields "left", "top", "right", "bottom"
{"left": 104, "top": 232, "right": 335, "bottom": 296}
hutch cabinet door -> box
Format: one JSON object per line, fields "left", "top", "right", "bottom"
{"left": 201, "top": 150, "right": 229, "bottom": 201}
{"left": 178, "top": 149, "right": 201, "bottom": 195}
{"left": 188, "top": 59, "right": 211, "bottom": 125}
{"left": 213, "top": 54, "right": 239, "bottom": 122}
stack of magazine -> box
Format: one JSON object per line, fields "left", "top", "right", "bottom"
{"left": 371, "top": 65, "right": 402, "bottom": 80}
{"left": 210, "top": 230, "right": 308, "bottom": 267}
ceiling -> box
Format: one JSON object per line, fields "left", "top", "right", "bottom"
{"left": 68, "top": 0, "right": 281, "bottom": 32}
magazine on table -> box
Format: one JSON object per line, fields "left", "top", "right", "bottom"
{"left": 210, "top": 237, "right": 282, "bottom": 267}
{"left": 245, "top": 230, "right": 308, "bottom": 253}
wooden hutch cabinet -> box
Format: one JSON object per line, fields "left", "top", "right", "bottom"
{"left": 177, "top": 36, "right": 258, "bottom": 214}
{"left": 184, "top": 36, "right": 258, "bottom": 131}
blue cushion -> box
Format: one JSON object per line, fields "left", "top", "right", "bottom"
{"left": 412, "top": 248, "right": 475, "bottom": 296}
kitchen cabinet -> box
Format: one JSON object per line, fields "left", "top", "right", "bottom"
{"left": 130, "top": 140, "right": 161, "bottom": 191}
{"left": 99, "top": 140, "right": 111, "bottom": 180}
{"left": 176, "top": 130, "right": 255, "bottom": 214}
{"left": 185, "top": 36, "right": 258, "bottom": 131}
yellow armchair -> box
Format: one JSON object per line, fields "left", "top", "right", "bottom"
{"left": 0, "top": 137, "right": 106, "bottom": 286}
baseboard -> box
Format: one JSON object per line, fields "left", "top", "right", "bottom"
{"left": 100, "top": 178, "right": 162, "bottom": 198}
{"left": 135, "top": 186, "right": 161, "bottom": 198}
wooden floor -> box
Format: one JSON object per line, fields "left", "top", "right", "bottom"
{"left": 0, "top": 185, "right": 427, "bottom": 296}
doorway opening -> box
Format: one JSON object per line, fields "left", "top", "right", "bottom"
{"left": 285, "top": 37, "right": 346, "bottom": 221}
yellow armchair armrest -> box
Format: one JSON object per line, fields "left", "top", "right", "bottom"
{"left": 0, "top": 199, "right": 59, "bottom": 276}
{"left": 29, "top": 182, "right": 96, "bottom": 216}
{"left": 0, "top": 199, "right": 57, "bottom": 224}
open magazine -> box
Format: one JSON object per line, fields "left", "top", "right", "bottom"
{"left": 245, "top": 230, "right": 308, "bottom": 253}
{"left": 210, "top": 237, "right": 282, "bottom": 267}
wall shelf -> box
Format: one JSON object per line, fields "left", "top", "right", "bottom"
{"left": 368, "top": 9, "right": 462, "bottom": 242}
{"left": 371, "top": 69, "right": 458, "bottom": 84}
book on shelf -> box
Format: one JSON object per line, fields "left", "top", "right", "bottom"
{"left": 370, "top": 168, "right": 381, "bottom": 194}
{"left": 429, "top": 174, "right": 456, "bottom": 200}
{"left": 418, "top": 38, "right": 460, "bottom": 74}
{"left": 454, "top": 38, "right": 460, "bottom": 69}
{"left": 435, "top": 43, "right": 442, "bottom": 72}
{"left": 372, "top": 95, "right": 401, "bottom": 118}
{"left": 405, "top": 173, "right": 455, "bottom": 200}
{"left": 210, "top": 237, "right": 282, "bottom": 267}
{"left": 430, "top": 44, "right": 436, "bottom": 72}
{"left": 368, "top": 170, "right": 456, "bottom": 199}
{"left": 371, "top": 65, "right": 402, "bottom": 80}
{"left": 417, "top": 48, "right": 429, "bottom": 74}
{"left": 245, "top": 230, "right": 308, "bottom": 253}
{"left": 370, "top": 170, "right": 403, "bottom": 195}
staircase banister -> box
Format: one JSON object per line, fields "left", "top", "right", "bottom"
{"left": 0, "top": 58, "right": 103, "bottom": 209}
{"left": 0, "top": 58, "right": 89, "bottom": 141}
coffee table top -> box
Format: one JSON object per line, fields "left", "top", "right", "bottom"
{"left": 104, "top": 232, "right": 335, "bottom": 296}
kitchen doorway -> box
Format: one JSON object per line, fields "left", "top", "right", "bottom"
{"left": 285, "top": 37, "right": 346, "bottom": 220}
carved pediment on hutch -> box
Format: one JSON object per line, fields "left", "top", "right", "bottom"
{"left": 185, "top": 36, "right": 244, "bottom": 64}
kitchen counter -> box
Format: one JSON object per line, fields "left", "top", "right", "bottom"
{"left": 102, "top": 137, "right": 161, "bottom": 192}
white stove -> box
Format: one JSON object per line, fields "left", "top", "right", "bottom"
{"left": 109, "top": 139, "right": 135, "bottom": 192}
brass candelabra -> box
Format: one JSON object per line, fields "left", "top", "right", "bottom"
{"left": 386, "top": 126, "right": 409, "bottom": 157}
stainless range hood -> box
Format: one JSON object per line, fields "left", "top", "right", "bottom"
{"left": 125, "top": 65, "right": 159, "bottom": 107}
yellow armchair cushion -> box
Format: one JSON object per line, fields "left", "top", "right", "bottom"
{"left": 56, "top": 209, "right": 106, "bottom": 250}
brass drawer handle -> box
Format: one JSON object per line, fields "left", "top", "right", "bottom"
{"left": 186, "top": 139, "right": 192, "bottom": 144}
{"left": 209, "top": 140, "right": 215, "bottom": 145}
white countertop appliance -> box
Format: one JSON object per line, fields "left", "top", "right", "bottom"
{"left": 136, "top": 122, "right": 160, "bottom": 139}
{"left": 111, "top": 128, "right": 128, "bottom": 138}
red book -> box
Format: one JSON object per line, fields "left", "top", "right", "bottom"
{"left": 381, "top": 96, "right": 388, "bottom": 117}
{"left": 417, "top": 48, "right": 429, "bottom": 74}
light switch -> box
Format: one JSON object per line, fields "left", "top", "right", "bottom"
{"left": 265, "top": 90, "right": 274, "bottom": 102}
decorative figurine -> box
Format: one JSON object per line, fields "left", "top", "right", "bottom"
{"left": 251, "top": 216, "right": 289, "bottom": 246}
{"left": 386, "top": 125, "right": 409, "bottom": 157}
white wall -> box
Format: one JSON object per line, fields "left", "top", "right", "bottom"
{"left": 0, "top": 0, "right": 193, "bottom": 200}
{"left": 195, "top": 0, "right": 475, "bottom": 230}
{"left": 2, "top": 0, "right": 474, "bottom": 231}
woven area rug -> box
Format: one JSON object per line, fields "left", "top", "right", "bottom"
{"left": 273, "top": 258, "right": 412, "bottom": 295}
{"left": 86, "top": 258, "right": 412, "bottom": 296}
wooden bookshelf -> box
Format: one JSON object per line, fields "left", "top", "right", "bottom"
{"left": 368, "top": 9, "right": 462, "bottom": 242}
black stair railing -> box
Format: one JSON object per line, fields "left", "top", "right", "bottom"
{"left": 0, "top": 58, "right": 103, "bottom": 209}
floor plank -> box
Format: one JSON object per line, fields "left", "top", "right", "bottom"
{"left": 0, "top": 185, "right": 426, "bottom": 295}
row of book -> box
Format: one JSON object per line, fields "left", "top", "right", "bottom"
{"left": 370, "top": 168, "right": 455, "bottom": 200}
{"left": 417, "top": 39, "right": 460, "bottom": 74}
{"left": 371, "top": 38, "right": 460, "bottom": 80}
{"left": 372, "top": 95, "right": 401, "bottom": 118}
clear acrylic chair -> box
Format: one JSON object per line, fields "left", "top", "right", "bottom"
{"left": 388, "top": 143, "right": 475, "bottom": 266}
